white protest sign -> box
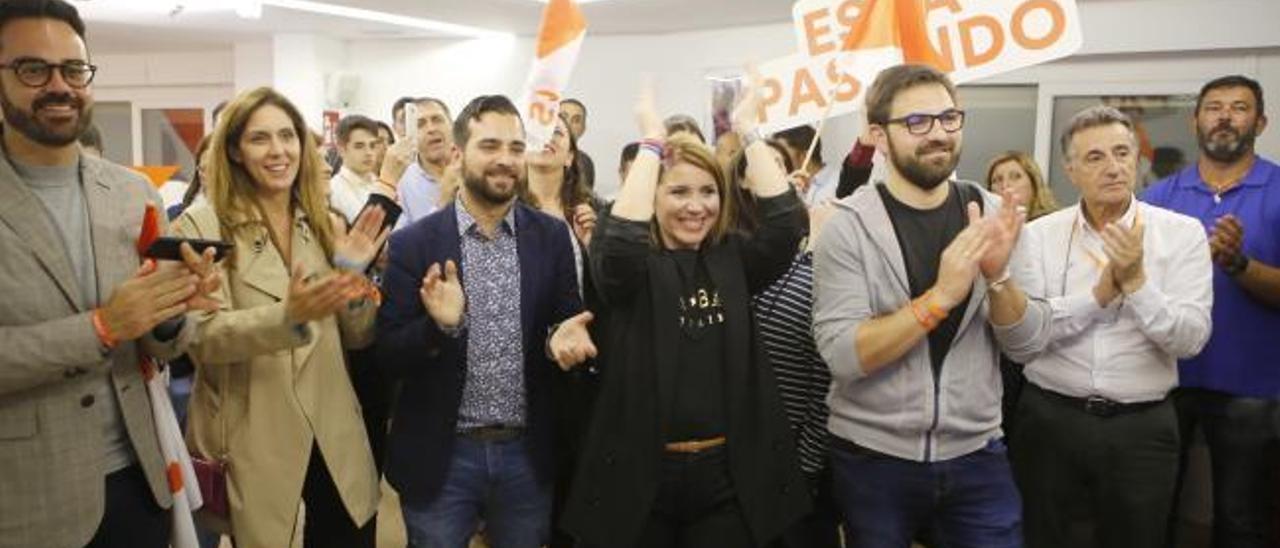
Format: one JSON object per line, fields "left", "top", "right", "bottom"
{"left": 755, "top": 0, "right": 1083, "bottom": 133}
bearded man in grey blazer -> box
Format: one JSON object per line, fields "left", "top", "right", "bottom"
{"left": 0, "top": 1, "right": 219, "bottom": 546}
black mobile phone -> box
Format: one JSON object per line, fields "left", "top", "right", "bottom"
{"left": 360, "top": 193, "right": 403, "bottom": 232}
{"left": 144, "top": 236, "right": 234, "bottom": 262}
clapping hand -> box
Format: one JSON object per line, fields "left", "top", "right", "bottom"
{"left": 1099, "top": 218, "right": 1146, "bottom": 294}
{"left": 285, "top": 265, "right": 365, "bottom": 325}
{"left": 178, "top": 242, "right": 223, "bottom": 312}
{"left": 977, "top": 189, "right": 1026, "bottom": 281}
{"left": 333, "top": 205, "right": 390, "bottom": 273}
{"left": 1208, "top": 214, "right": 1244, "bottom": 267}
{"left": 420, "top": 260, "right": 465, "bottom": 329}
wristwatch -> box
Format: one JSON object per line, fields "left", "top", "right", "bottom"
{"left": 1223, "top": 253, "right": 1250, "bottom": 277}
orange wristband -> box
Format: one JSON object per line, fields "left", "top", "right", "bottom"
{"left": 921, "top": 290, "right": 949, "bottom": 322}
{"left": 909, "top": 299, "right": 937, "bottom": 331}
{"left": 91, "top": 308, "right": 118, "bottom": 350}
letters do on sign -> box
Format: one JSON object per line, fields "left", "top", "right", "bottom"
{"left": 754, "top": 0, "right": 1082, "bottom": 134}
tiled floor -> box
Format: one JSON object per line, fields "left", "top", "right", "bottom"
{"left": 217, "top": 480, "right": 408, "bottom": 548}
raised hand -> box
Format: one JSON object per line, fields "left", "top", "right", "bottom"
{"left": 570, "top": 203, "right": 597, "bottom": 248}
{"left": 178, "top": 242, "right": 223, "bottom": 312}
{"left": 1209, "top": 214, "right": 1244, "bottom": 267}
{"left": 333, "top": 205, "right": 390, "bottom": 273}
{"left": 549, "top": 311, "right": 597, "bottom": 371}
{"left": 978, "top": 189, "right": 1026, "bottom": 281}
{"left": 933, "top": 205, "right": 991, "bottom": 310}
{"left": 100, "top": 260, "right": 199, "bottom": 341}
{"left": 379, "top": 136, "right": 415, "bottom": 192}
{"left": 731, "top": 63, "right": 765, "bottom": 137}
{"left": 636, "top": 76, "right": 664, "bottom": 140}
{"left": 285, "top": 264, "right": 365, "bottom": 325}
{"left": 420, "top": 260, "right": 465, "bottom": 329}
{"left": 1100, "top": 218, "right": 1146, "bottom": 294}
{"left": 787, "top": 170, "right": 813, "bottom": 195}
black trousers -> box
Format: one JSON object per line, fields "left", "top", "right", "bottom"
{"left": 1011, "top": 384, "right": 1179, "bottom": 548}
{"left": 84, "top": 465, "right": 170, "bottom": 548}
{"left": 633, "top": 446, "right": 754, "bottom": 548}
{"left": 301, "top": 443, "right": 376, "bottom": 548}
{"left": 772, "top": 466, "right": 841, "bottom": 548}
{"left": 347, "top": 347, "right": 392, "bottom": 473}
{"left": 1169, "top": 387, "right": 1280, "bottom": 548}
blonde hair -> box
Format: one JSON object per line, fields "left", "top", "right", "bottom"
{"left": 651, "top": 134, "right": 736, "bottom": 248}
{"left": 986, "top": 151, "right": 1058, "bottom": 220}
{"left": 204, "top": 87, "right": 336, "bottom": 265}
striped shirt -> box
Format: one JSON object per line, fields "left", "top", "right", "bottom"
{"left": 751, "top": 251, "right": 829, "bottom": 476}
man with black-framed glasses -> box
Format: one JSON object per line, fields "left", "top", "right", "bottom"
{"left": 813, "top": 64, "right": 1049, "bottom": 547}
{"left": 0, "top": 1, "right": 218, "bottom": 547}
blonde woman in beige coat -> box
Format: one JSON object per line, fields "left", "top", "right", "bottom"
{"left": 173, "top": 87, "right": 389, "bottom": 548}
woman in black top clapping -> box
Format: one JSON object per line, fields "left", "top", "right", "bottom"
{"left": 551, "top": 79, "right": 811, "bottom": 548}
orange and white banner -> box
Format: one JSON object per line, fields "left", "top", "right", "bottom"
{"left": 756, "top": 0, "right": 1083, "bottom": 133}
{"left": 141, "top": 359, "right": 204, "bottom": 548}
{"left": 519, "top": 0, "right": 588, "bottom": 150}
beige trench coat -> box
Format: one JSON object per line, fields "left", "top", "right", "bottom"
{"left": 174, "top": 203, "right": 379, "bottom": 548}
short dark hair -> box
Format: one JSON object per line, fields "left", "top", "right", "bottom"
{"left": 374, "top": 120, "right": 394, "bottom": 144}
{"left": 1196, "top": 74, "right": 1265, "bottom": 116}
{"left": 452, "top": 95, "right": 522, "bottom": 148}
{"left": 865, "top": 64, "right": 957, "bottom": 126}
{"left": 391, "top": 96, "right": 415, "bottom": 122}
{"left": 0, "top": 0, "right": 86, "bottom": 45}
{"left": 1059, "top": 105, "right": 1135, "bottom": 158}
{"left": 77, "top": 123, "right": 101, "bottom": 152}
{"left": 619, "top": 141, "right": 639, "bottom": 169}
{"left": 561, "top": 98, "right": 587, "bottom": 118}
{"left": 414, "top": 97, "right": 452, "bottom": 122}
{"left": 774, "top": 125, "right": 822, "bottom": 165}
{"left": 335, "top": 114, "right": 379, "bottom": 145}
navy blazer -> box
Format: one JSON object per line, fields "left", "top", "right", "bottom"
{"left": 376, "top": 200, "right": 582, "bottom": 505}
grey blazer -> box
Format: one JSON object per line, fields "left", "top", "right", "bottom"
{"left": 0, "top": 149, "right": 194, "bottom": 548}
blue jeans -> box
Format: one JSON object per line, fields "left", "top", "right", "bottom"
{"left": 401, "top": 435, "right": 551, "bottom": 548}
{"left": 830, "top": 437, "right": 1023, "bottom": 548}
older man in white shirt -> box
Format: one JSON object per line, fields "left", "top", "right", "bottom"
{"left": 1006, "top": 105, "right": 1213, "bottom": 548}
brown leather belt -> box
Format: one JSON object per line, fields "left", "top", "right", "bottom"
{"left": 459, "top": 425, "right": 524, "bottom": 442}
{"left": 663, "top": 436, "right": 727, "bottom": 454}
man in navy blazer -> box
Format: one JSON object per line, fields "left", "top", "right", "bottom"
{"left": 377, "top": 95, "right": 582, "bottom": 548}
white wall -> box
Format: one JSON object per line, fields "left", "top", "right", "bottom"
{"left": 89, "top": 0, "right": 1280, "bottom": 191}
{"left": 343, "top": 0, "right": 1280, "bottom": 196}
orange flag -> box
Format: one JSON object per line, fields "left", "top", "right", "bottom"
{"left": 841, "top": 0, "right": 949, "bottom": 69}
{"left": 519, "top": 0, "right": 588, "bottom": 150}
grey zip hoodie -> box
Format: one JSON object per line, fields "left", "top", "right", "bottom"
{"left": 812, "top": 180, "right": 1049, "bottom": 462}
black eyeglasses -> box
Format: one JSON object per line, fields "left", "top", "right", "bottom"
{"left": 884, "top": 109, "right": 965, "bottom": 135}
{"left": 0, "top": 58, "right": 97, "bottom": 89}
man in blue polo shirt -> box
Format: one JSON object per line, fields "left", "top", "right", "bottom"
{"left": 1144, "top": 74, "right": 1280, "bottom": 548}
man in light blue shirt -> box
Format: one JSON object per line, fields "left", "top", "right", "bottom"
{"left": 397, "top": 97, "right": 454, "bottom": 227}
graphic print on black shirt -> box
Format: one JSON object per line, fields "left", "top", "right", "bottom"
{"left": 877, "top": 182, "right": 972, "bottom": 376}
{"left": 666, "top": 250, "right": 727, "bottom": 441}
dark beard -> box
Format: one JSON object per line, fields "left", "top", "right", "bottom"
{"left": 888, "top": 137, "right": 959, "bottom": 190}
{"left": 0, "top": 86, "right": 92, "bottom": 147}
{"left": 1197, "top": 121, "right": 1258, "bottom": 163}
{"left": 462, "top": 163, "right": 519, "bottom": 206}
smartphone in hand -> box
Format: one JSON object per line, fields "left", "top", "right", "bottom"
{"left": 144, "top": 236, "right": 233, "bottom": 262}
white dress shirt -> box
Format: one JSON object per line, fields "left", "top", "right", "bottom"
{"left": 1013, "top": 197, "right": 1213, "bottom": 403}
{"left": 329, "top": 166, "right": 378, "bottom": 224}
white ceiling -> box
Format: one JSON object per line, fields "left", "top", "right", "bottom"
{"left": 76, "top": 0, "right": 795, "bottom": 53}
